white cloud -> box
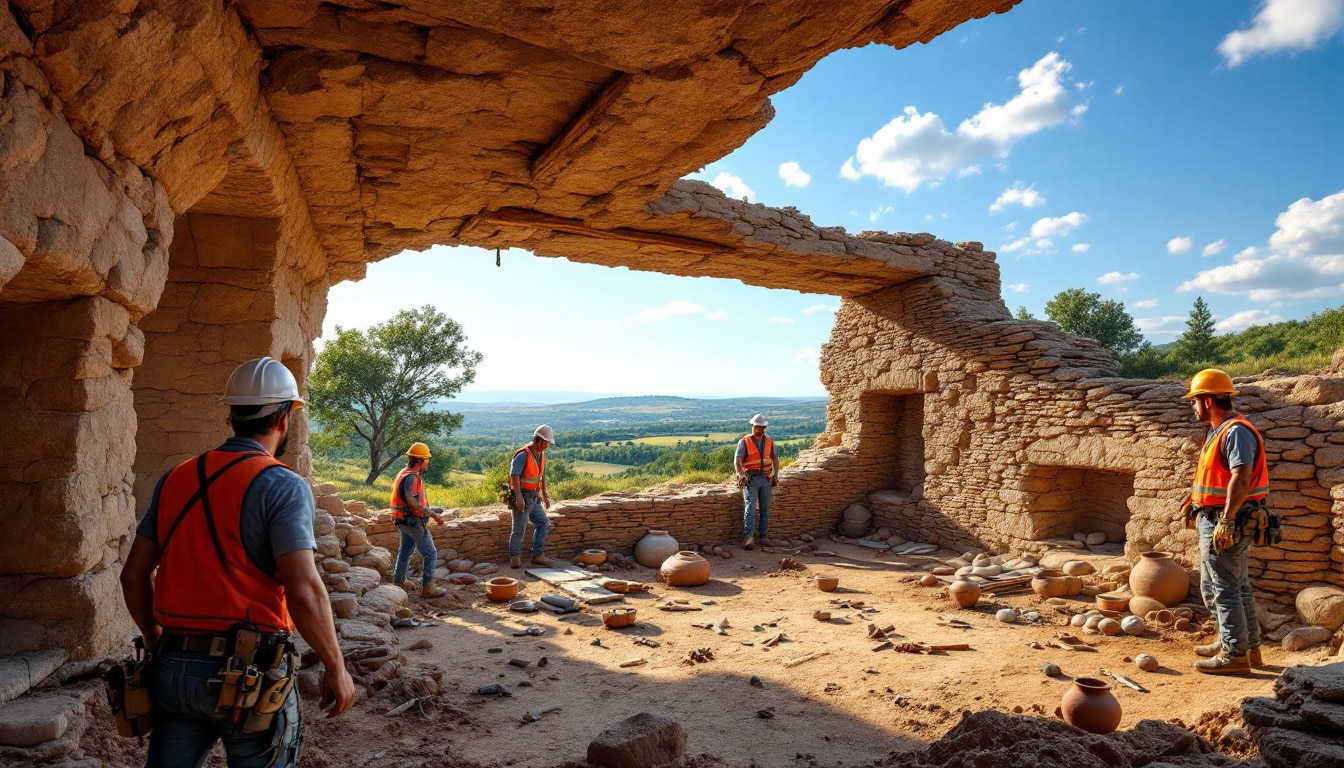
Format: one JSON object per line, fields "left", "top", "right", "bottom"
{"left": 999, "top": 237, "right": 1031, "bottom": 253}
{"left": 768, "top": 316, "right": 795, "bottom": 325}
{"left": 1133, "top": 299, "right": 1158, "bottom": 308}
{"left": 840, "top": 52, "right": 1083, "bottom": 192}
{"left": 1202, "top": 239, "right": 1227, "bottom": 257}
{"left": 1136, "top": 315, "right": 1187, "bottom": 337}
{"left": 1030, "top": 211, "right": 1087, "bottom": 238}
{"left": 1072, "top": 243, "right": 1091, "bottom": 253}
{"left": 958, "top": 165, "right": 982, "bottom": 177}
{"left": 1098, "top": 271, "right": 1139, "bottom": 285}
{"left": 705, "top": 309, "right": 727, "bottom": 321}
{"left": 1167, "top": 236, "right": 1195, "bottom": 255}
{"left": 637, "top": 300, "right": 706, "bottom": 322}
{"left": 869, "top": 205, "right": 895, "bottom": 222}
{"left": 1216, "top": 309, "right": 1285, "bottom": 333}
{"left": 989, "top": 182, "right": 1045, "bottom": 212}
{"left": 1219, "top": 0, "right": 1344, "bottom": 67}
{"left": 1005, "top": 283, "right": 1030, "bottom": 293}
{"left": 802, "top": 304, "right": 838, "bottom": 315}
{"left": 1034, "top": 238, "right": 1055, "bottom": 250}
{"left": 779, "top": 161, "right": 811, "bottom": 188}
{"left": 710, "top": 172, "right": 754, "bottom": 201}
{"left": 1114, "top": 85, "right": 1125, "bottom": 96}
{"left": 792, "top": 347, "right": 820, "bottom": 364}
{"left": 1181, "top": 189, "right": 1344, "bottom": 301}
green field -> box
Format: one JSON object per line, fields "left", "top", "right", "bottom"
{"left": 573, "top": 461, "right": 631, "bottom": 476}
{"left": 631, "top": 432, "right": 739, "bottom": 445}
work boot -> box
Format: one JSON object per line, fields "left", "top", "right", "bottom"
{"left": 530, "top": 553, "right": 554, "bottom": 567}
{"left": 419, "top": 583, "right": 446, "bottom": 599}
{"left": 510, "top": 556, "right": 522, "bottom": 569}
{"left": 1248, "top": 647, "right": 1264, "bottom": 667}
{"left": 1193, "top": 641, "right": 1221, "bottom": 658}
{"left": 742, "top": 536, "right": 754, "bottom": 550}
{"left": 1194, "top": 653, "right": 1250, "bottom": 675}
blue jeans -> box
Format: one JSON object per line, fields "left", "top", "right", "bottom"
{"left": 393, "top": 515, "right": 438, "bottom": 587}
{"left": 742, "top": 474, "right": 771, "bottom": 539}
{"left": 147, "top": 651, "right": 301, "bottom": 767}
{"left": 1198, "top": 513, "right": 1262, "bottom": 657}
{"left": 509, "top": 492, "right": 550, "bottom": 557}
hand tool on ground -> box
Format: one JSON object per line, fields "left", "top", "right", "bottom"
{"left": 520, "top": 705, "right": 561, "bottom": 724}
{"left": 1100, "top": 669, "right": 1149, "bottom": 692}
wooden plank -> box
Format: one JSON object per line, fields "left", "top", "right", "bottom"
{"left": 531, "top": 74, "right": 632, "bottom": 181}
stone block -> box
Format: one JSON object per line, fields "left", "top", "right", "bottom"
{"left": 587, "top": 711, "right": 686, "bottom": 768}
{"left": 1296, "top": 586, "right": 1344, "bottom": 631}
{"left": 0, "top": 694, "right": 78, "bottom": 746}
{"left": 1282, "top": 626, "right": 1333, "bottom": 651}
{"left": 0, "top": 649, "right": 69, "bottom": 707}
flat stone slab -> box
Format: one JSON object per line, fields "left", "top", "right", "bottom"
{"left": 0, "top": 650, "right": 69, "bottom": 708}
{"left": 525, "top": 565, "right": 597, "bottom": 583}
{"left": 0, "top": 695, "right": 78, "bottom": 747}
{"left": 526, "top": 565, "right": 623, "bottom": 604}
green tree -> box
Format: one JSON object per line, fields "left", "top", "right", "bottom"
{"left": 309, "top": 306, "right": 482, "bottom": 484}
{"left": 1015, "top": 306, "right": 1036, "bottom": 321}
{"left": 1044, "top": 288, "right": 1144, "bottom": 355}
{"left": 1174, "top": 296, "right": 1218, "bottom": 362}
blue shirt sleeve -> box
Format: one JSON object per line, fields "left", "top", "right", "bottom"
{"left": 509, "top": 450, "right": 527, "bottom": 477}
{"left": 398, "top": 473, "right": 420, "bottom": 506}
{"left": 735, "top": 440, "right": 747, "bottom": 461}
{"left": 1223, "top": 424, "right": 1260, "bottom": 470}
{"left": 135, "top": 471, "right": 170, "bottom": 542}
{"left": 240, "top": 466, "right": 316, "bottom": 575}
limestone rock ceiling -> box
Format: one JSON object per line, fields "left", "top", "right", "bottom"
{"left": 234, "top": 0, "right": 1019, "bottom": 294}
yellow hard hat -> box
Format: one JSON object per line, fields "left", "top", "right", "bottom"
{"left": 407, "top": 442, "right": 432, "bottom": 459}
{"left": 1184, "top": 368, "right": 1235, "bottom": 399}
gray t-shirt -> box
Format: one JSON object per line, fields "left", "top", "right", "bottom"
{"left": 137, "top": 437, "right": 316, "bottom": 576}
{"left": 735, "top": 436, "right": 779, "bottom": 464}
{"left": 510, "top": 448, "right": 543, "bottom": 488}
{"left": 1208, "top": 422, "right": 1260, "bottom": 470}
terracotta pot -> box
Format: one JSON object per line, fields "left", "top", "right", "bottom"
{"left": 1060, "top": 677, "right": 1122, "bottom": 734}
{"left": 635, "top": 530, "right": 680, "bottom": 567}
{"left": 949, "top": 578, "right": 980, "bottom": 608}
{"left": 1030, "top": 569, "right": 1081, "bottom": 599}
{"left": 1129, "top": 552, "right": 1189, "bottom": 606}
{"left": 484, "top": 577, "right": 520, "bottom": 602}
{"left": 814, "top": 575, "right": 840, "bottom": 592}
{"left": 1095, "top": 592, "right": 1130, "bottom": 612}
{"left": 575, "top": 549, "right": 607, "bottom": 566}
{"left": 602, "top": 608, "right": 637, "bottom": 629}
{"left": 659, "top": 551, "right": 711, "bottom": 587}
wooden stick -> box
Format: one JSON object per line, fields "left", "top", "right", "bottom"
{"left": 783, "top": 651, "right": 830, "bottom": 668}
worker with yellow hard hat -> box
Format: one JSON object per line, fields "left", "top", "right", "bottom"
{"left": 391, "top": 441, "right": 446, "bottom": 598}
{"left": 1182, "top": 368, "right": 1269, "bottom": 676}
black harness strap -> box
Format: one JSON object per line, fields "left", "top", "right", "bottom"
{"left": 159, "top": 452, "right": 269, "bottom": 568}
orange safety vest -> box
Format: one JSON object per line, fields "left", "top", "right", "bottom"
{"left": 1191, "top": 414, "right": 1270, "bottom": 507}
{"left": 513, "top": 446, "right": 546, "bottom": 490}
{"left": 154, "top": 450, "right": 294, "bottom": 634}
{"left": 740, "top": 434, "right": 775, "bottom": 475}
{"left": 390, "top": 467, "right": 426, "bottom": 520}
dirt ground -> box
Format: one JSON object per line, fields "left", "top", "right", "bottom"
{"left": 70, "top": 541, "right": 1338, "bottom": 767}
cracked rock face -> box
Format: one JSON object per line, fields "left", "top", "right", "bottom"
{"left": 1243, "top": 663, "right": 1344, "bottom": 768}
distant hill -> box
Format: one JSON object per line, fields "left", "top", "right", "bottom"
{"left": 443, "top": 395, "right": 827, "bottom": 438}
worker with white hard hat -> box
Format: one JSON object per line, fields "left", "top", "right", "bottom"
{"left": 735, "top": 413, "right": 780, "bottom": 549}
{"left": 119, "top": 357, "right": 355, "bottom": 765}
{"left": 390, "top": 442, "right": 447, "bottom": 598}
{"left": 507, "top": 425, "right": 557, "bottom": 568}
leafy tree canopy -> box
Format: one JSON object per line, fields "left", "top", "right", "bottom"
{"left": 1044, "top": 288, "right": 1144, "bottom": 356}
{"left": 309, "top": 306, "right": 482, "bottom": 484}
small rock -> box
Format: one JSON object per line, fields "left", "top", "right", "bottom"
{"left": 1121, "top": 616, "right": 1146, "bottom": 635}
{"left": 1042, "top": 663, "right": 1061, "bottom": 677}
{"left": 749, "top": 675, "right": 764, "bottom": 688}
{"left": 1135, "top": 654, "right": 1159, "bottom": 672}
{"left": 587, "top": 712, "right": 686, "bottom": 768}
{"left": 996, "top": 609, "right": 1018, "bottom": 624}
{"left": 1282, "top": 625, "right": 1333, "bottom": 651}
{"left": 406, "top": 639, "right": 433, "bottom": 651}
{"left": 1084, "top": 532, "right": 1107, "bottom": 546}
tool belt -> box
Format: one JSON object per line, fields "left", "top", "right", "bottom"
{"left": 1190, "top": 499, "right": 1280, "bottom": 547}
{"left": 498, "top": 481, "right": 512, "bottom": 506}
{"left": 103, "top": 636, "right": 155, "bottom": 740}
{"left": 154, "top": 626, "right": 300, "bottom": 735}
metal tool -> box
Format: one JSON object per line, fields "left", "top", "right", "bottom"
{"left": 1100, "top": 669, "right": 1149, "bottom": 692}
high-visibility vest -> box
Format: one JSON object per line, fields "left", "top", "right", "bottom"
{"left": 390, "top": 467, "right": 425, "bottom": 520}
{"left": 740, "top": 434, "right": 774, "bottom": 475}
{"left": 513, "top": 446, "right": 545, "bottom": 490}
{"left": 153, "top": 450, "right": 294, "bottom": 634}
{"left": 1191, "top": 414, "right": 1270, "bottom": 507}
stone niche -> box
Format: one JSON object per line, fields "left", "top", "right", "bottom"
{"left": 856, "top": 391, "right": 926, "bottom": 497}
{"left": 1020, "top": 464, "right": 1134, "bottom": 545}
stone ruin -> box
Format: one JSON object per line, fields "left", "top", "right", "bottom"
{"left": 1, "top": 0, "right": 1343, "bottom": 762}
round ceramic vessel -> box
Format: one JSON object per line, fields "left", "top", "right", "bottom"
{"left": 815, "top": 575, "right": 840, "bottom": 592}
{"left": 1095, "top": 592, "right": 1131, "bottom": 612}
{"left": 602, "top": 608, "right": 637, "bottom": 628}
{"left": 484, "top": 577, "right": 520, "bottom": 602}
{"left": 635, "top": 530, "right": 680, "bottom": 568}
{"left": 1060, "top": 677, "right": 1122, "bottom": 734}
{"left": 660, "top": 551, "right": 711, "bottom": 587}
{"left": 1130, "top": 552, "right": 1189, "bottom": 606}
{"left": 574, "top": 549, "right": 608, "bottom": 566}
{"left": 949, "top": 578, "right": 980, "bottom": 608}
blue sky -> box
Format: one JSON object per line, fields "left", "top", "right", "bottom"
{"left": 325, "top": 0, "right": 1344, "bottom": 401}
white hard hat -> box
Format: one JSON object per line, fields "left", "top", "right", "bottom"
{"left": 749, "top": 413, "right": 768, "bottom": 427}
{"left": 222, "top": 357, "right": 305, "bottom": 417}
{"left": 533, "top": 424, "right": 556, "bottom": 445}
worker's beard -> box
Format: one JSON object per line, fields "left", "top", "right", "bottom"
{"left": 275, "top": 427, "right": 290, "bottom": 458}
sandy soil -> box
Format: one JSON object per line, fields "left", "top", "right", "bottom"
{"left": 72, "top": 541, "right": 1338, "bottom": 767}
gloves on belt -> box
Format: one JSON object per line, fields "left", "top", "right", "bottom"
{"left": 1180, "top": 494, "right": 1196, "bottom": 530}
{"left": 1211, "top": 518, "right": 1241, "bottom": 554}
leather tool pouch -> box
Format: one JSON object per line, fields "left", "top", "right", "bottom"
{"left": 498, "top": 481, "right": 512, "bottom": 505}
{"left": 1180, "top": 494, "right": 1196, "bottom": 530}
{"left": 103, "top": 636, "right": 154, "bottom": 739}
{"left": 243, "top": 643, "right": 300, "bottom": 733}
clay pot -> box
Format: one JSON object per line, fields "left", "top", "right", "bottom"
{"left": 635, "top": 530, "right": 680, "bottom": 567}
{"left": 484, "top": 577, "right": 520, "bottom": 602}
{"left": 1031, "top": 569, "right": 1082, "bottom": 599}
{"left": 949, "top": 578, "right": 981, "bottom": 608}
{"left": 602, "top": 608, "right": 637, "bottom": 629}
{"left": 1128, "top": 595, "right": 1165, "bottom": 618}
{"left": 814, "top": 575, "right": 840, "bottom": 592}
{"left": 1129, "top": 552, "right": 1189, "bottom": 606}
{"left": 574, "top": 549, "right": 608, "bottom": 566}
{"left": 1095, "top": 592, "right": 1130, "bottom": 612}
{"left": 1060, "top": 677, "right": 1122, "bottom": 734}
{"left": 659, "top": 551, "right": 711, "bottom": 587}
{"left": 919, "top": 574, "right": 939, "bottom": 587}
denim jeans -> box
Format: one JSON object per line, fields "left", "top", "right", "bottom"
{"left": 509, "top": 491, "right": 550, "bottom": 557}
{"left": 393, "top": 515, "right": 438, "bottom": 587}
{"left": 742, "top": 474, "right": 771, "bottom": 539}
{"left": 147, "top": 651, "right": 301, "bottom": 768}
{"left": 1198, "top": 513, "right": 1261, "bottom": 657}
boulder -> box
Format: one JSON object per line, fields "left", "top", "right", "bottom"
{"left": 344, "top": 499, "right": 368, "bottom": 516}
{"left": 330, "top": 594, "right": 358, "bottom": 619}
{"left": 1282, "top": 626, "right": 1333, "bottom": 652}
{"left": 352, "top": 547, "right": 393, "bottom": 577}
{"left": 322, "top": 558, "right": 351, "bottom": 574}
{"left": 316, "top": 495, "right": 345, "bottom": 517}
{"left": 838, "top": 503, "right": 870, "bottom": 538}
{"left": 315, "top": 483, "right": 339, "bottom": 496}
{"left": 587, "top": 711, "right": 686, "bottom": 768}
{"left": 1296, "top": 586, "right": 1344, "bottom": 631}
{"left": 345, "top": 566, "right": 382, "bottom": 595}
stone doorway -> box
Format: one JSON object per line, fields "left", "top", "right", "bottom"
{"left": 1022, "top": 465, "right": 1135, "bottom": 545}
{"left": 856, "top": 391, "right": 925, "bottom": 496}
